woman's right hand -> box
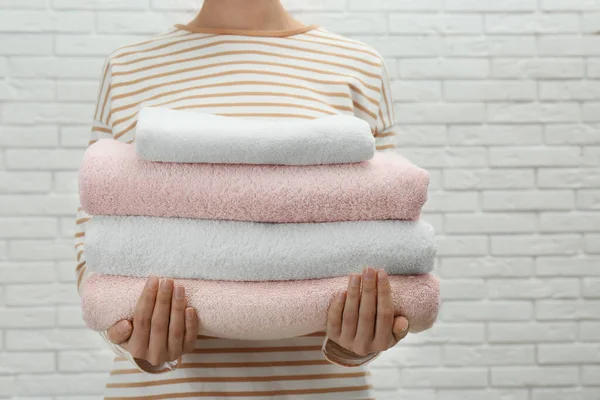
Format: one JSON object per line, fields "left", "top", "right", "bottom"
{"left": 106, "top": 276, "right": 199, "bottom": 367}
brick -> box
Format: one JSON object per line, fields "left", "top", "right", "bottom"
{"left": 441, "top": 301, "right": 533, "bottom": 321}
{"left": 2, "top": 102, "right": 92, "bottom": 125}
{"left": 5, "top": 149, "right": 83, "bottom": 170}
{"left": 0, "top": 172, "right": 52, "bottom": 193}
{"left": 354, "top": 36, "right": 441, "bottom": 57}
{"left": 52, "top": 0, "right": 149, "bottom": 9}
{"left": 491, "top": 366, "right": 579, "bottom": 387}
{"left": 590, "top": 59, "right": 600, "bottom": 78}
{"left": 400, "top": 58, "right": 489, "bottom": 79}
{"left": 96, "top": 10, "right": 185, "bottom": 34}
{"left": 372, "top": 346, "right": 442, "bottom": 367}
{"left": 375, "top": 389, "right": 436, "bottom": 400}
{"left": 539, "top": 168, "right": 600, "bottom": 188}
{"left": 151, "top": 0, "right": 200, "bottom": 10}
{"left": 8, "top": 56, "right": 104, "bottom": 78}
{"left": 445, "top": 213, "right": 536, "bottom": 233}
{"left": 6, "top": 329, "right": 105, "bottom": 350}
{"left": 489, "top": 322, "right": 577, "bottom": 343}
{"left": 0, "top": 33, "right": 52, "bottom": 55}
{"left": 487, "top": 278, "right": 580, "bottom": 299}
{"left": 581, "top": 322, "right": 600, "bottom": 341}
{"left": 406, "top": 323, "right": 485, "bottom": 344}
{"left": 584, "top": 147, "right": 600, "bottom": 166}
{"left": 537, "top": 300, "right": 600, "bottom": 320}
{"left": 540, "top": 212, "right": 600, "bottom": 232}
{"left": 488, "top": 103, "right": 581, "bottom": 123}
{"left": 445, "top": 80, "right": 536, "bottom": 101}
{"left": 57, "top": 306, "right": 87, "bottom": 327}
{"left": 396, "top": 103, "right": 485, "bottom": 123}
{"left": 583, "top": 278, "right": 600, "bottom": 298}
{"left": 492, "top": 235, "right": 582, "bottom": 256}
{"left": 56, "top": 80, "right": 99, "bottom": 101}
{"left": 486, "top": 13, "right": 580, "bottom": 34}
{"left": 55, "top": 34, "right": 149, "bottom": 55}
{"left": 546, "top": 124, "right": 600, "bottom": 144}
{"left": 542, "top": 0, "right": 600, "bottom": 10}
{"left": 444, "top": 169, "right": 535, "bottom": 190}
{"left": 58, "top": 350, "right": 114, "bottom": 372}
{"left": 490, "top": 147, "right": 582, "bottom": 167}
{"left": 0, "top": 0, "right": 46, "bottom": 7}
{"left": 400, "top": 147, "right": 487, "bottom": 168}
{"left": 439, "top": 257, "right": 534, "bottom": 278}
{"left": 483, "top": 190, "right": 575, "bottom": 211}
{"left": 60, "top": 125, "right": 90, "bottom": 148}
{"left": 444, "top": 36, "right": 536, "bottom": 56}
{"left": 438, "top": 390, "right": 529, "bottom": 400}
{"left": 543, "top": 81, "right": 600, "bottom": 101}
{"left": 448, "top": 124, "right": 543, "bottom": 145}
{"left": 0, "top": 10, "right": 94, "bottom": 32}
{"left": 539, "top": 36, "right": 600, "bottom": 56}
{"left": 532, "top": 388, "right": 600, "bottom": 400}
{"left": 538, "top": 344, "right": 600, "bottom": 364}
{"left": 444, "top": 345, "right": 534, "bottom": 366}
{"left": 0, "top": 262, "right": 56, "bottom": 283}
{"left": 9, "top": 239, "right": 75, "bottom": 261}
{"left": 441, "top": 279, "right": 486, "bottom": 299}
{"left": 2, "top": 79, "right": 55, "bottom": 100}
{"left": 0, "top": 352, "right": 55, "bottom": 373}
{"left": 282, "top": 0, "right": 346, "bottom": 11}
{"left": 582, "top": 366, "right": 600, "bottom": 385}
{"left": 6, "top": 283, "right": 78, "bottom": 306}
{"left": 400, "top": 368, "right": 488, "bottom": 388}
{"left": 0, "top": 56, "right": 6, "bottom": 76}
{"left": 445, "top": 0, "right": 536, "bottom": 11}
{"left": 0, "top": 308, "right": 55, "bottom": 327}
{"left": 437, "top": 235, "right": 488, "bottom": 256}
{"left": 13, "top": 373, "right": 107, "bottom": 396}
{"left": 53, "top": 172, "right": 79, "bottom": 193}
{"left": 0, "top": 194, "right": 78, "bottom": 215}
{"left": 394, "top": 125, "right": 447, "bottom": 146}
{"left": 0, "top": 125, "right": 58, "bottom": 147}
{"left": 391, "top": 80, "right": 442, "bottom": 102}
{"left": 584, "top": 103, "right": 600, "bottom": 121}
{"left": 0, "top": 217, "right": 57, "bottom": 238}
{"left": 492, "top": 58, "right": 584, "bottom": 78}
{"left": 390, "top": 14, "right": 482, "bottom": 34}
{"left": 349, "top": 0, "right": 442, "bottom": 10}
{"left": 586, "top": 234, "right": 600, "bottom": 253}
{"left": 537, "top": 256, "right": 600, "bottom": 276}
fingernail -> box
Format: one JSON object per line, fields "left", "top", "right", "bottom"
{"left": 174, "top": 286, "right": 184, "bottom": 300}
{"left": 398, "top": 318, "right": 409, "bottom": 332}
{"left": 351, "top": 274, "right": 361, "bottom": 286}
{"left": 185, "top": 308, "right": 194, "bottom": 320}
{"left": 146, "top": 276, "right": 158, "bottom": 290}
{"left": 337, "top": 292, "right": 346, "bottom": 302}
{"left": 364, "top": 267, "right": 375, "bottom": 281}
{"left": 378, "top": 269, "right": 388, "bottom": 283}
{"left": 118, "top": 320, "right": 131, "bottom": 335}
{"left": 160, "top": 278, "right": 173, "bottom": 291}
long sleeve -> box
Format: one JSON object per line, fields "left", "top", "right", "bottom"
{"left": 321, "top": 57, "right": 399, "bottom": 367}
{"left": 75, "top": 57, "right": 177, "bottom": 374}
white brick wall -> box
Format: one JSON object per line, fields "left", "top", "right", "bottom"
{"left": 0, "top": 0, "right": 599, "bottom": 398}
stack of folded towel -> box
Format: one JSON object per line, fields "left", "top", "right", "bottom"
{"left": 79, "top": 107, "right": 440, "bottom": 340}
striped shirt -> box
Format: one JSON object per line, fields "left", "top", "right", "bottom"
{"left": 75, "top": 22, "right": 397, "bottom": 399}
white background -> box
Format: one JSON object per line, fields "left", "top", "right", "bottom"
{"left": 1, "top": 0, "right": 600, "bottom": 398}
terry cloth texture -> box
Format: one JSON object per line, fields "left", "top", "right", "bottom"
{"left": 79, "top": 139, "right": 429, "bottom": 222}
{"left": 81, "top": 274, "right": 440, "bottom": 340}
{"left": 135, "top": 107, "right": 376, "bottom": 165}
{"left": 84, "top": 215, "right": 437, "bottom": 280}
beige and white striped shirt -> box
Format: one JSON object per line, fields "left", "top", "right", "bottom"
{"left": 75, "top": 22, "right": 397, "bottom": 399}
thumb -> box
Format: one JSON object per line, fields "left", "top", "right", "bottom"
{"left": 392, "top": 316, "right": 409, "bottom": 343}
{"left": 107, "top": 320, "right": 133, "bottom": 345}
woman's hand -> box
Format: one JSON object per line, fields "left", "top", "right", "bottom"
{"left": 106, "top": 276, "right": 199, "bottom": 367}
{"left": 326, "top": 268, "right": 409, "bottom": 357}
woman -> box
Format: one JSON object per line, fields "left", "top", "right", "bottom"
{"left": 75, "top": 0, "right": 407, "bottom": 398}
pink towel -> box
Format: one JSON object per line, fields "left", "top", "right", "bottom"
{"left": 82, "top": 274, "right": 440, "bottom": 340}
{"left": 79, "top": 140, "right": 429, "bottom": 222}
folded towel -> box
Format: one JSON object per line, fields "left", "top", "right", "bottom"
{"left": 79, "top": 140, "right": 429, "bottom": 222}
{"left": 85, "top": 216, "right": 436, "bottom": 280}
{"left": 135, "top": 107, "right": 376, "bottom": 165}
{"left": 81, "top": 274, "right": 440, "bottom": 340}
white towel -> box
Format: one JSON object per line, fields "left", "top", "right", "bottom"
{"left": 135, "top": 107, "right": 376, "bottom": 165}
{"left": 85, "top": 216, "right": 437, "bottom": 281}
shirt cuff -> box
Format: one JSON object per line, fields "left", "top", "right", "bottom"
{"left": 99, "top": 330, "right": 179, "bottom": 374}
{"left": 321, "top": 336, "right": 380, "bottom": 367}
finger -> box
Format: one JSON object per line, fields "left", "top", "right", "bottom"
{"left": 392, "top": 316, "right": 409, "bottom": 344}
{"left": 340, "top": 274, "right": 361, "bottom": 345}
{"left": 107, "top": 320, "right": 133, "bottom": 345}
{"left": 326, "top": 291, "right": 346, "bottom": 341}
{"left": 183, "top": 307, "right": 199, "bottom": 354}
{"left": 167, "top": 285, "right": 186, "bottom": 361}
{"left": 129, "top": 276, "right": 159, "bottom": 358}
{"left": 373, "top": 270, "right": 395, "bottom": 351}
{"left": 148, "top": 278, "right": 173, "bottom": 366}
{"left": 354, "top": 267, "right": 377, "bottom": 355}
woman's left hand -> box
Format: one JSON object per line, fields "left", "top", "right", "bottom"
{"left": 326, "top": 268, "right": 409, "bottom": 357}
